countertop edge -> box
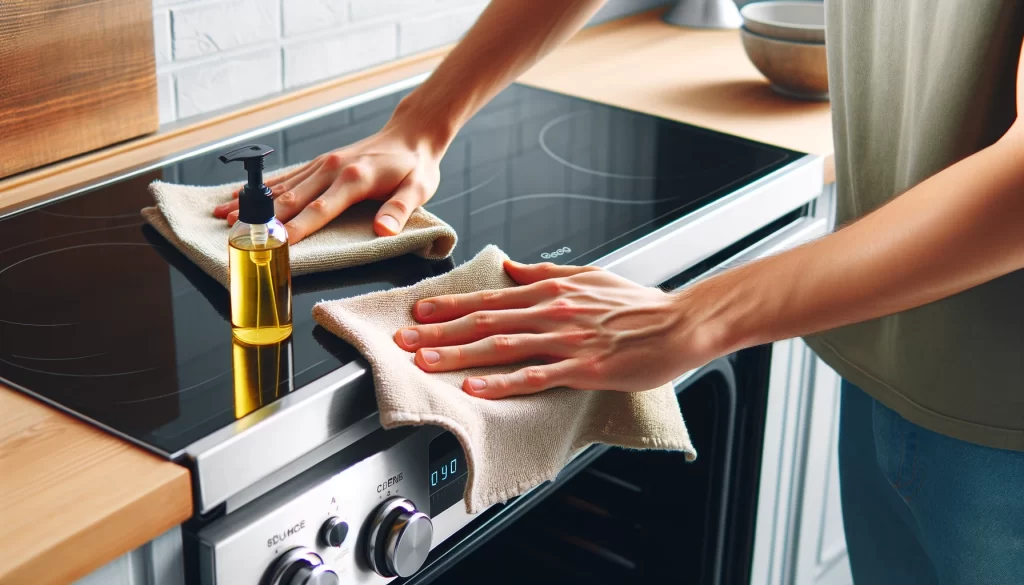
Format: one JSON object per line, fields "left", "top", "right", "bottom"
{"left": 0, "top": 387, "right": 193, "bottom": 585}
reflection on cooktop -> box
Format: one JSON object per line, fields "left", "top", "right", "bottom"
{"left": 0, "top": 83, "right": 801, "bottom": 456}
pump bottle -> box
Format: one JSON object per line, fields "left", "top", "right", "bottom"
{"left": 220, "top": 144, "right": 292, "bottom": 345}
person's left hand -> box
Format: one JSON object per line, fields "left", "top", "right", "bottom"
{"left": 393, "top": 260, "right": 714, "bottom": 399}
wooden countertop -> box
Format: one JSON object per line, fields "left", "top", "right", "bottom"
{"left": 0, "top": 9, "right": 833, "bottom": 585}
{"left": 0, "top": 390, "right": 192, "bottom": 585}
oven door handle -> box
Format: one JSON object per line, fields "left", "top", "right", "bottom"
{"left": 682, "top": 215, "right": 829, "bottom": 288}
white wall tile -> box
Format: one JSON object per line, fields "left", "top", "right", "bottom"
{"left": 172, "top": 0, "right": 280, "bottom": 60}
{"left": 175, "top": 48, "right": 283, "bottom": 117}
{"left": 397, "top": 3, "right": 486, "bottom": 56}
{"left": 153, "top": 11, "right": 173, "bottom": 66}
{"left": 283, "top": 0, "right": 349, "bottom": 37}
{"left": 152, "top": 0, "right": 659, "bottom": 126}
{"left": 433, "top": 0, "right": 489, "bottom": 8}
{"left": 157, "top": 73, "right": 177, "bottom": 124}
{"left": 350, "top": 0, "right": 424, "bottom": 22}
{"left": 284, "top": 23, "right": 397, "bottom": 89}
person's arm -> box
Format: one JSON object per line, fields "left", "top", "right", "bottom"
{"left": 387, "top": 0, "right": 608, "bottom": 158}
{"left": 214, "top": 0, "right": 608, "bottom": 243}
{"left": 690, "top": 126, "right": 1024, "bottom": 355}
{"left": 395, "top": 45, "right": 1024, "bottom": 399}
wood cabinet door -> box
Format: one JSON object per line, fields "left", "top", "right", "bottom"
{"left": 0, "top": 0, "right": 158, "bottom": 179}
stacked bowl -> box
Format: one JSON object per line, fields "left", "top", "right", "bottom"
{"left": 738, "top": 1, "right": 828, "bottom": 100}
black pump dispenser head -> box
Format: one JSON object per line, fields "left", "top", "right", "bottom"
{"left": 219, "top": 144, "right": 276, "bottom": 224}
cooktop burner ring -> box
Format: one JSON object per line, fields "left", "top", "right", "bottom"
{"left": 0, "top": 356, "right": 155, "bottom": 378}
{"left": 113, "top": 369, "right": 231, "bottom": 405}
{"left": 0, "top": 222, "right": 144, "bottom": 261}
{"left": 10, "top": 352, "right": 107, "bottom": 362}
{"left": 427, "top": 174, "right": 500, "bottom": 208}
{"left": 539, "top": 111, "right": 726, "bottom": 180}
{"left": 0, "top": 318, "right": 76, "bottom": 327}
{"left": 0, "top": 241, "right": 166, "bottom": 328}
{"left": 469, "top": 192, "right": 688, "bottom": 216}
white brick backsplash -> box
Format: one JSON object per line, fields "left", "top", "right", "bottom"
{"left": 397, "top": 3, "right": 486, "bottom": 56}
{"left": 174, "top": 48, "right": 283, "bottom": 117}
{"left": 350, "top": 0, "right": 424, "bottom": 22}
{"left": 153, "top": 11, "right": 172, "bottom": 66}
{"left": 157, "top": 73, "right": 177, "bottom": 125}
{"left": 283, "top": 0, "right": 349, "bottom": 37}
{"left": 172, "top": 0, "right": 280, "bottom": 60}
{"left": 284, "top": 23, "right": 396, "bottom": 89}
{"left": 152, "top": 0, "right": 667, "bottom": 125}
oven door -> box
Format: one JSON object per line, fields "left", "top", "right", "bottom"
{"left": 400, "top": 351, "right": 767, "bottom": 585}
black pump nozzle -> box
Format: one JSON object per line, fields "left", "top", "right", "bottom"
{"left": 220, "top": 144, "right": 276, "bottom": 224}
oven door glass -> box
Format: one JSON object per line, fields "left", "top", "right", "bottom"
{"left": 410, "top": 349, "right": 772, "bottom": 585}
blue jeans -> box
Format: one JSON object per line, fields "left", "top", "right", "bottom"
{"left": 838, "top": 381, "right": 1024, "bottom": 584}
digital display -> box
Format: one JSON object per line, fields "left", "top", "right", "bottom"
{"left": 428, "top": 432, "right": 468, "bottom": 515}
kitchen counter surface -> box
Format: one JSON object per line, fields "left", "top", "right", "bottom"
{"left": 0, "top": 9, "right": 833, "bottom": 585}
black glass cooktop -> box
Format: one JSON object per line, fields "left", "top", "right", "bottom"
{"left": 0, "top": 83, "right": 801, "bottom": 457}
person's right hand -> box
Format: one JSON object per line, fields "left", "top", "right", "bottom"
{"left": 212, "top": 121, "right": 445, "bottom": 243}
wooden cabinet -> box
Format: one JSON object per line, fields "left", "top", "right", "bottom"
{"left": 0, "top": 0, "right": 158, "bottom": 179}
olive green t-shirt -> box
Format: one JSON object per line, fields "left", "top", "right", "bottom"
{"left": 804, "top": 0, "right": 1024, "bottom": 451}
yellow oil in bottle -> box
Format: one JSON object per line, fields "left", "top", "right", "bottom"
{"left": 228, "top": 230, "right": 292, "bottom": 345}
{"left": 232, "top": 336, "right": 294, "bottom": 424}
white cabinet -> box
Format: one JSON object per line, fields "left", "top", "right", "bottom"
{"left": 792, "top": 353, "right": 852, "bottom": 585}
{"left": 750, "top": 338, "right": 852, "bottom": 585}
{"left": 72, "top": 526, "right": 184, "bottom": 585}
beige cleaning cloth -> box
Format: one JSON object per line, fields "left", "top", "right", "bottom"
{"left": 142, "top": 164, "right": 457, "bottom": 286}
{"left": 312, "top": 245, "right": 696, "bottom": 513}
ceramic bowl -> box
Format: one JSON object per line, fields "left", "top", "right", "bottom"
{"left": 740, "top": 27, "right": 828, "bottom": 101}
{"left": 740, "top": 1, "right": 825, "bottom": 44}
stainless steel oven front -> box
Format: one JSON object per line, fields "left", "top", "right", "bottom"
{"left": 196, "top": 423, "right": 463, "bottom": 585}
{"left": 195, "top": 367, "right": 716, "bottom": 585}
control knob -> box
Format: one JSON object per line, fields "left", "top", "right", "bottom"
{"left": 265, "top": 547, "right": 339, "bottom": 585}
{"left": 320, "top": 516, "right": 349, "bottom": 548}
{"left": 366, "top": 497, "right": 433, "bottom": 578}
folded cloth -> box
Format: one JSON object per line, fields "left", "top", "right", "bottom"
{"left": 142, "top": 164, "right": 457, "bottom": 286}
{"left": 312, "top": 245, "right": 696, "bottom": 513}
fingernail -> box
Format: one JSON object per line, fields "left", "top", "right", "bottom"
{"left": 400, "top": 329, "right": 419, "bottom": 345}
{"left": 378, "top": 215, "right": 400, "bottom": 233}
{"left": 417, "top": 302, "right": 435, "bottom": 318}
{"left": 467, "top": 378, "right": 487, "bottom": 391}
{"left": 421, "top": 350, "right": 441, "bottom": 364}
